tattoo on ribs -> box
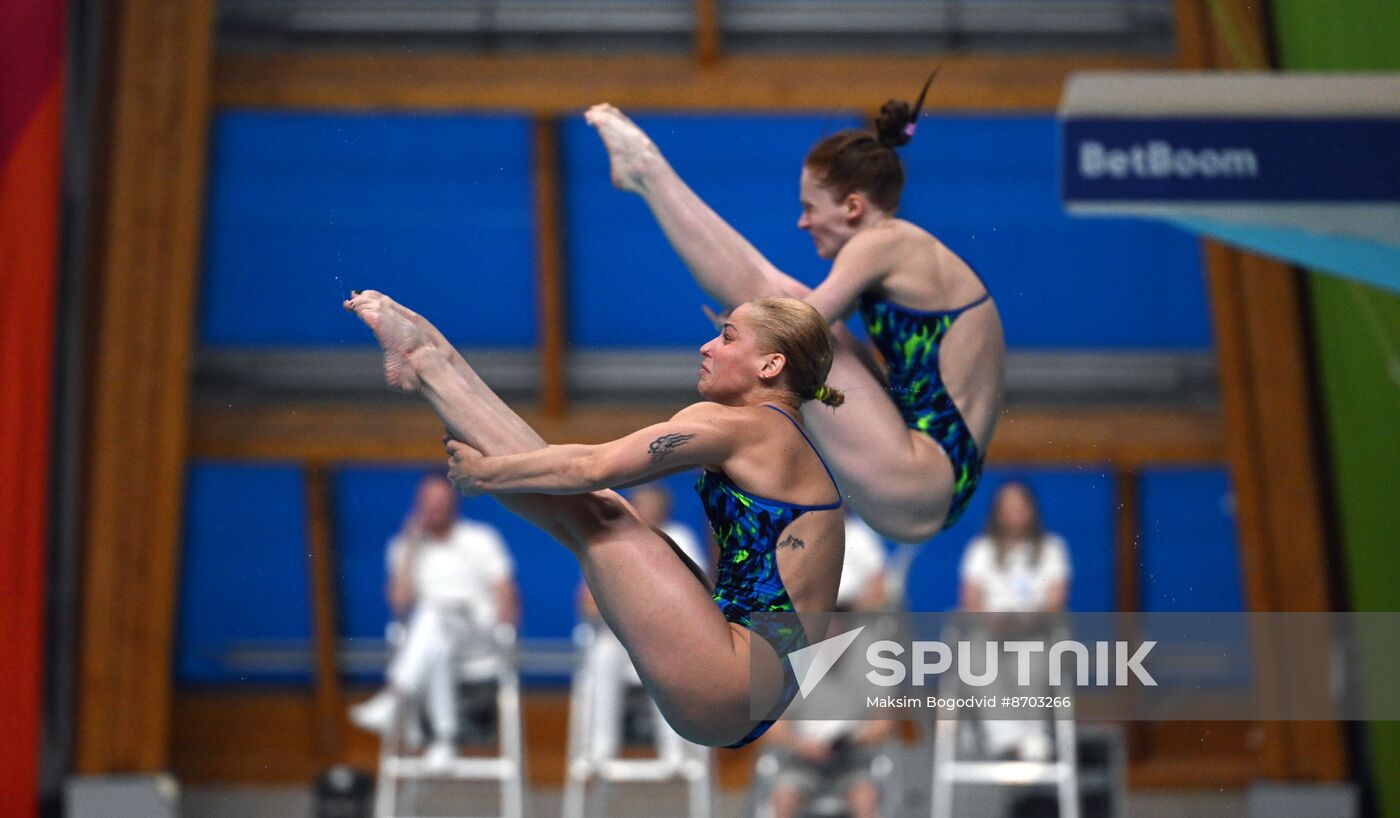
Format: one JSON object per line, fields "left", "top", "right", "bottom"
{"left": 777, "top": 535, "right": 805, "bottom": 550}
{"left": 647, "top": 432, "right": 698, "bottom": 464}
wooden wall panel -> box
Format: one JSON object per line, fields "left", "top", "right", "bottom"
{"left": 1204, "top": 245, "right": 1289, "bottom": 778}
{"left": 213, "top": 52, "right": 1174, "bottom": 113}
{"left": 1230, "top": 251, "right": 1347, "bottom": 780}
{"left": 533, "top": 117, "right": 568, "bottom": 418}
{"left": 695, "top": 0, "right": 721, "bottom": 66}
{"left": 76, "top": 0, "right": 216, "bottom": 773}
{"left": 1175, "top": 0, "right": 1346, "bottom": 783}
{"left": 187, "top": 403, "right": 1222, "bottom": 467}
{"left": 305, "top": 466, "right": 345, "bottom": 761}
{"left": 173, "top": 689, "right": 759, "bottom": 789}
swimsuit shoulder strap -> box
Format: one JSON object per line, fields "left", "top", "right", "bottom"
{"left": 948, "top": 291, "right": 992, "bottom": 318}
{"left": 761, "top": 404, "right": 842, "bottom": 506}
{"left": 865, "top": 290, "right": 992, "bottom": 320}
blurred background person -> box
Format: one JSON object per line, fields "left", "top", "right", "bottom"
{"left": 579, "top": 483, "right": 710, "bottom": 762}
{"left": 350, "top": 474, "right": 519, "bottom": 767}
{"left": 762, "top": 512, "right": 896, "bottom": 818}
{"left": 838, "top": 512, "right": 889, "bottom": 613}
{"left": 958, "top": 480, "right": 1070, "bottom": 761}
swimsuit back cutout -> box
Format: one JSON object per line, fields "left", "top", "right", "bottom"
{"left": 696, "top": 405, "right": 841, "bottom": 748}
{"left": 858, "top": 292, "right": 990, "bottom": 528}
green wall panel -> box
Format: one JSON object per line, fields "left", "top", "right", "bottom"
{"left": 1271, "top": 2, "right": 1400, "bottom": 813}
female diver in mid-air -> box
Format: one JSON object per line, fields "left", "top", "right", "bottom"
{"left": 345, "top": 290, "right": 844, "bottom": 747}
{"left": 585, "top": 74, "right": 1006, "bottom": 543}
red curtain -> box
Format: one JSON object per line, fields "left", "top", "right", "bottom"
{"left": 0, "top": 0, "right": 64, "bottom": 813}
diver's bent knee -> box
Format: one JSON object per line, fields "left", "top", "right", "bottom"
{"left": 869, "top": 508, "right": 946, "bottom": 544}
{"left": 557, "top": 490, "right": 643, "bottom": 546}
{"left": 667, "top": 712, "right": 755, "bottom": 748}
{"left": 659, "top": 688, "right": 753, "bottom": 747}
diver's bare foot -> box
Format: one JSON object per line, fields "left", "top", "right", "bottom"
{"left": 404, "top": 305, "right": 457, "bottom": 358}
{"left": 366, "top": 291, "right": 456, "bottom": 358}
{"left": 344, "top": 290, "right": 430, "bottom": 392}
{"left": 585, "top": 103, "right": 662, "bottom": 194}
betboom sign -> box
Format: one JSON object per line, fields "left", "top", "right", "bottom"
{"left": 1062, "top": 117, "right": 1400, "bottom": 204}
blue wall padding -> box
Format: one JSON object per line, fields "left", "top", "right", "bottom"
{"left": 904, "top": 468, "right": 1118, "bottom": 613}
{"left": 561, "top": 113, "right": 865, "bottom": 347}
{"left": 899, "top": 116, "right": 1212, "bottom": 348}
{"left": 198, "top": 112, "right": 1211, "bottom": 350}
{"left": 177, "top": 462, "right": 1242, "bottom": 684}
{"left": 330, "top": 466, "right": 584, "bottom": 645}
{"left": 200, "top": 112, "right": 536, "bottom": 346}
{"left": 176, "top": 464, "right": 313, "bottom": 683}
{"left": 330, "top": 467, "right": 713, "bottom": 645}
{"left": 561, "top": 112, "right": 1211, "bottom": 349}
{"left": 176, "top": 462, "right": 715, "bottom": 684}
{"left": 1139, "top": 467, "right": 1244, "bottom": 612}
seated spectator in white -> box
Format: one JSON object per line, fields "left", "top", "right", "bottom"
{"left": 837, "top": 512, "right": 888, "bottom": 612}
{"left": 764, "top": 512, "right": 896, "bottom": 818}
{"left": 579, "top": 484, "right": 709, "bottom": 763}
{"left": 958, "top": 480, "right": 1070, "bottom": 761}
{"left": 350, "top": 474, "right": 519, "bottom": 767}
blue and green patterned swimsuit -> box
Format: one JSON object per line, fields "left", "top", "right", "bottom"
{"left": 698, "top": 404, "right": 841, "bottom": 748}
{"left": 858, "top": 291, "right": 991, "bottom": 528}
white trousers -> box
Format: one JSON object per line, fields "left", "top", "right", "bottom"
{"left": 585, "top": 626, "right": 689, "bottom": 762}
{"left": 389, "top": 605, "right": 473, "bottom": 743}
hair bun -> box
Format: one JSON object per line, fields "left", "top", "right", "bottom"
{"left": 874, "top": 68, "right": 940, "bottom": 149}
{"left": 875, "top": 99, "right": 915, "bottom": 148}
{"left": 813, "top": 384, "right": 846, "bottom": 408}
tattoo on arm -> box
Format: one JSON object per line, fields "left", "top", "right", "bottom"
{"left": 777, "top": 535, "right": 805, "bottom": 550}
{"left": 647, "top": 432, "right": 698, "bottom": 464}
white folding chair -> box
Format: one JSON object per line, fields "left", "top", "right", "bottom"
{"left": 562, "top": 621, "right": 714, "bottom": 818}
{"left": 931, "top": 624, "right": 1078, "bottom": 818}
{"left": 374, "top": 623, "right": 527, "bottom": 818}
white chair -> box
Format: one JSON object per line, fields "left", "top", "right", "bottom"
{"left": 562, "top": 621, "right": 714, "bottom": 818}
{"left": 930, "top": 624, "right": 1078, "bottom": 818}
{"left": 374, "top": 623, "right": 527, "bottom": 818}
{"left": 743, "top": 542, "right": 913, "bottom": 818}
{"left": 747, "top": 736, "right": 900, "bottom": 818}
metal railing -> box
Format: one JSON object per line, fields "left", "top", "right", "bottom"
{"left": 195, "top": 346, "right": 1219, "bottom": 407}
{"left": 218, "top": 0, "right": 1175, "bottom": 53}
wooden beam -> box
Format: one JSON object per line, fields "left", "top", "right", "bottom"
{"left": 188, "top": 402, "right": 1222, "bottom": 466}
{"left": 1175, "top": 0, "right": 1345, "bottom": 783}
{"left": 189, "top": 402, "right": 688, "bottom": 462}
{"left": 1202, "top": 245, "right": 1277, "bottom": 613}
{"left": 1129, "top": 749, "right": 1258, "bottom": 788}
{"left": 172, "top": 688, "right": 1244, "bottom": 789}
{"left": 1200, "top": 0, "right": 1272, "bottom": 69}
{"left": 1235, "top": 252, "right": 1348, "bottom": 780}
{"left": 695, "top": 0, "right": 721, "bottom": 67}
{"left": 1173, "top": 0, "right": 1271, "bottom": 70}
{"left": 533, "top": 117, "right": 568, "bottom": 418}
{"left": 173, "top": 687, "right": 762, "bottom": 789}
{"left": 212, "top": 52, "right": 1175, "bottom": 113}
{"left": 1114, "top": 468, "right": 1141, "bottom": 612}
{"left": 1172, "top": 0, "right": 1213, "bottom": 69}
{"left": 76, "top": 0, "right": 215, "bottom": 773}
{"left": 304, "top": 465, "right": 345, "bottom": 760}
{"left": 1235, "top": 254, "right": 1333, "bottom": 612}
{"left": 1112, "top": 467, "right": 1152, "bottom": 762}
{"left": 987, "top": 406, "right": 1222, "bottom": 465}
